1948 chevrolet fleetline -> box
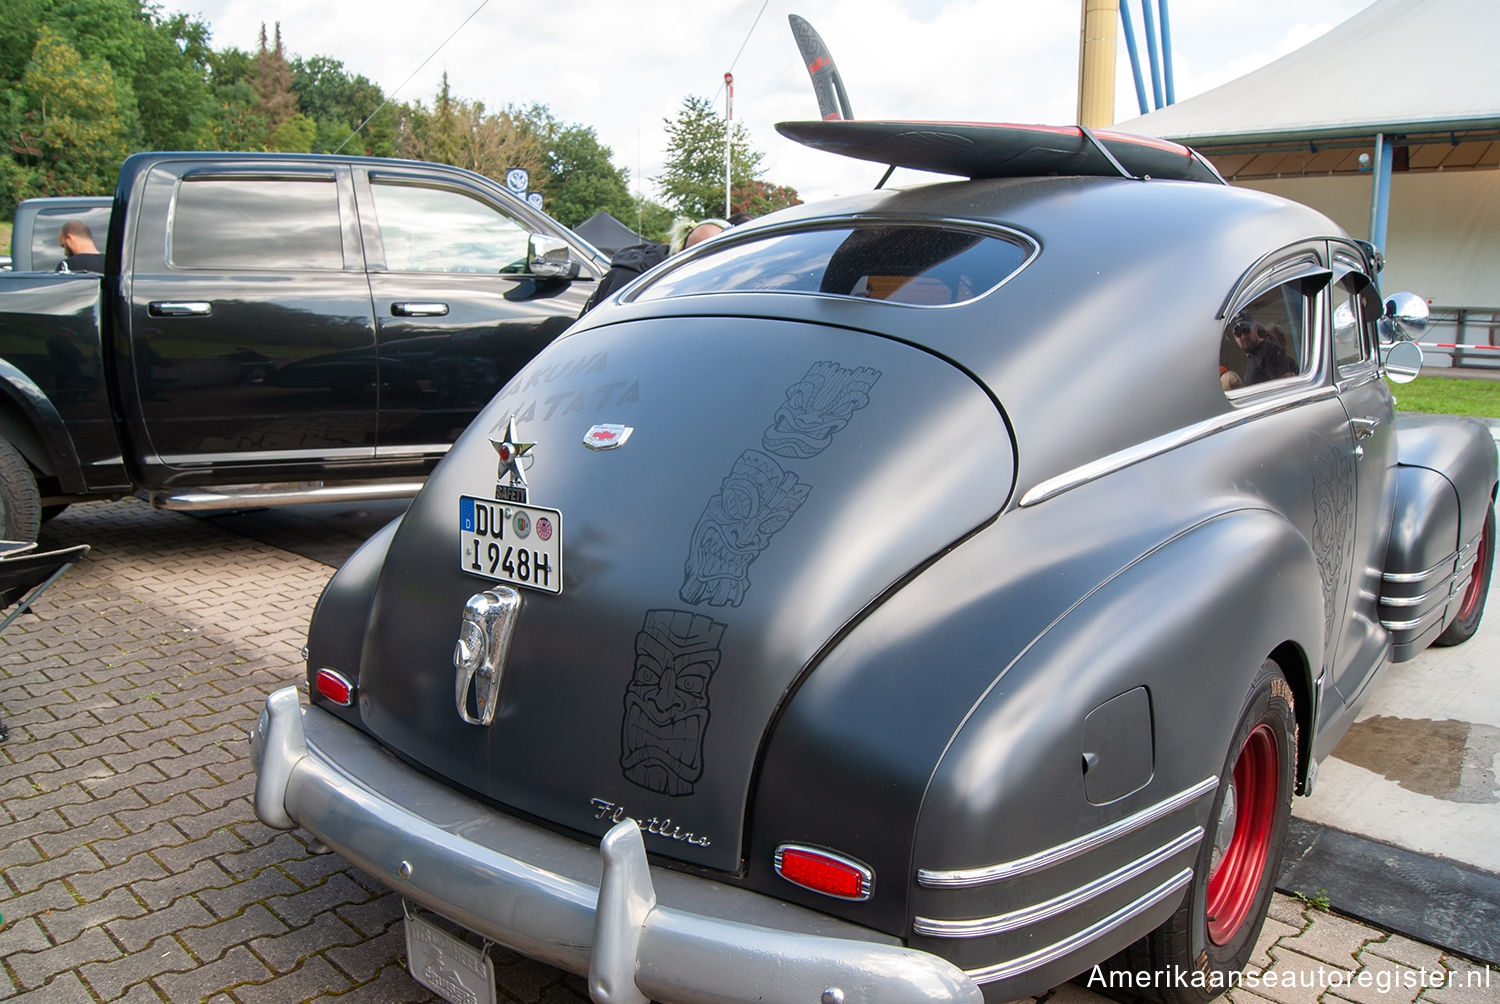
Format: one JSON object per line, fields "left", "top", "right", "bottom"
{"left": 252, "top": 122, "right": 1496, "bottom": 1004}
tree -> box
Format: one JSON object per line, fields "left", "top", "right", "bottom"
{"left": 3, "top": 26, "right": 131, "bottom": 210}
{"left": 253, "top": 23, "right": 312, "bottom": 151}
{"left": 730, "top": 179, "right": 800, "bottom": 218}
{"left": 513, "top": 103, "right": 633, "bottom": 228}
{"left": 655, "top": 95, "right": 764, "bottom": 220}
{"left": 291, "top": 55, "right": 392, "bottom": 156}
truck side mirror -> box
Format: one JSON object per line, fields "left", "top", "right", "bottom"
{"left": 527, "top": 234, "right": 580, "bottom": 280}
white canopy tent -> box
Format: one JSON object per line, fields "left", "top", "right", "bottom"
{"left": 1119, "top": 0, "right": 1500, "bottom": 314}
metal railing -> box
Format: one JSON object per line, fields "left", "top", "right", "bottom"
{"left": 1416, "top": 307, "right": 1500, "bottom": 370}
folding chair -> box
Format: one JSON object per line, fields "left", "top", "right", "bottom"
{"left": 0, "top": 542, "right": 90, "bottom": 740}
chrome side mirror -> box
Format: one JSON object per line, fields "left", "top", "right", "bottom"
{"left": 1379, "top": 291, "right": 1429, "bottom": 342}
{"left": 528, "top": 234, "right": 580, "bottom": 280}
{"left": 1384, "top": 340, "right": 1423, "bottom": 383}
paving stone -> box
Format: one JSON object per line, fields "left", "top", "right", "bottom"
{"left": 64, "top": 845, "right": 170, "bottom": 903}
{"left": 336, "top": 891, "right": 406, "bottom": 938}
{"left": 178, "top": 903, "right": 289, "bottom": 963}
{"left": 265, "top": 873, "right": 375, "bottom": 929}
{"left": 127, "top": 858, "right": 230, "bottom": 911}
{"left": 35, "top": 885, "right": 146, "bottom": 944}
{"left": 1359, "top": 932, "right": 1446, "bottom": 972}
{"left": 106, "top": 894, "right": 215, "bottom": 954}
{"left": 305, "top": 964, "right": 439, "bottom": 1004}
{"left": 323, "top": 920, "right": 406, "bottom": 983}
{"left": 152, "top": 945, "right": 272, "bottom": 1002}
{"left": 215, "top": 830, "right": 314, "bottom": 880}
{"left": 196, "top": 866, "right": 301, "bottom": 921}
{"left": 1267, "top": 892, "right": 1310, "bottom": 930}
{"left": 175, "top": 798, "right": 255, "bottom": 840}
{"left": 32, "top": 813, "right": 127, "bottom": 859}
{"left": 6, "top": 926, "right": 120, "bottom": 991}
{"left": 232, "top": 955, "right": 357, "bottom": 1004}
{"left": 0, "top": 916, "right": 51, "bottom": 954}
{"left": 5, "top": 970, "right": 94, "bottom": 1004}
{"left": 0, "top": 880, "right": 85, "bottom": 930}
{"left": 1426, "top": 958, "right": 1500, "bottom": 1003}
{"left": 56, "top": 787, "right": 148, "bottom": 829}
{"left": 6, "top": 845, "right": 105, "bottom": 895}
{"left": 1279, "top": 908, "right": 1385, "bottom": 969}
{"left": 1252, "top": 916, "right": 1303, "bottom": 971}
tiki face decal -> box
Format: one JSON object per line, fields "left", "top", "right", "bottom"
{"left": 763, "top": 361, "right": 882, "bottom": 460}
{"left": 681, "top": 450, "right": 811, "bottom": 607}
{"left": 621, "top": 609, "right": 727, "bottom": 795}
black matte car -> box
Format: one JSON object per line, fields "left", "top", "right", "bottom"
{"left": 251, "top": 121, "right": 1496, "bottom": 1004}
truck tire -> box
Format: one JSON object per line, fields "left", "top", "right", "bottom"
{"left": 0, "top": 436, "right": 42, "bottom": 542}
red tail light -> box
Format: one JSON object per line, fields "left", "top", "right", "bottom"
{"left": 314, "top": 668, "right": 354, "bottom": 707}
{"left": 774, "top": 844, "right": 873, "bottom": 901}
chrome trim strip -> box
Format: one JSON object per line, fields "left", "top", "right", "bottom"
{"left": 160, "top": 446, "right": 373, "bottom": 465}
{"left": 917, "top": 776, "right": 1217, "bottom": 888}
{"left": 913, "top": 828, "right": 1202, "bottom": 938}
{"left": 1381, "top": 529, "right": 1478, "bottom": 585}
{"left": 1381, "top": 605, "right": 1450, "bottom": 634}
{"left": 1020, "top": 388, "right": 1338, "bottom": 507}
{"left": 146, "top": 479, "right": 424, "bottom": 511}
{"left": 375, "top": 443, "right": 452, "bottom": 459}
{"left": 966, "top": 869, "right": 1193, "bottom": 985}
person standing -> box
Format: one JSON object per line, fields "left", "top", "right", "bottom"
{"left": 56, "top": 220, "right": 105, "bottom": 273}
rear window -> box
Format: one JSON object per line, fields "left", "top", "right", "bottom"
{"left": 632, "top": 223, "right": 1033, "bottom": 306}
{"left": 29, "top": 205, "right": 112, "bottom": 272}
{"left": 171, "top": 177, "right": 343, "bottom": 269}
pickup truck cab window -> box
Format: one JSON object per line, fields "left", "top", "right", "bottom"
{"left": 171, "top": 177, "right": 343, "bottom": 270}
{"left": 369, "top": 182, "right": 530, "bottom": 274}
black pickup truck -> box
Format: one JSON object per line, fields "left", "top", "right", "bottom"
{"left": 0, "top": 152, "right": 606, "bottom": 540}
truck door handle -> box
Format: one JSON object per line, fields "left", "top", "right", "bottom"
{"left": 391, "top": 302, "right": 449, "bottom": 317}
{"left": 1349, "top": 417, "right": 1380, "bottom": 441}
{"left": 149, "top": 301, "right": 212, "bottom": 317}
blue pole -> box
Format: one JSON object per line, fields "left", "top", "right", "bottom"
{"left": 1119, "top": 2, "right": 1150, "bottom": 115}
{"left": 1370, "top": 134, "right": 1395, "bottom": 251}
{"left": 1140, "top": 0, "right": 1165, "bottom": 110}
{"left": 1159, "top": 0, "right": 1176, "bottom": 105}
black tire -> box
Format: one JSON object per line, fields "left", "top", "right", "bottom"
{"left": 0, "top": 435, "right": 41, "bottom": 542}
{"left": 1432, "top": 499, "right": 1494, "bottom": 647}
{"left": 1119, "top": 659, "right": 1296, "bottom": 1003}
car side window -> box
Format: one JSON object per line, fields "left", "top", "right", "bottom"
{"left": 1332, "top": 278, "right": 1369, "bottom": 370}
{"left": 32, "top": 205, "right": 112, "bottom": 272}
{"left": 370, "top": 182, "right": 530, "bottom": 274}
{"left": 1220, "top": 283, "right": 1311, "bottom": 393}
{"left": 171, "top": 177, "right": 344, "bottom": 269}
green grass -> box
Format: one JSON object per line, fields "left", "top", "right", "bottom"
{"left": 1388, "top": 376, "right": 1500, "bottom": 419}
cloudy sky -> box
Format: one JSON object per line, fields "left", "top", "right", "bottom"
{"left": 161, "top": 0, "right": 1378, "bottom": 205}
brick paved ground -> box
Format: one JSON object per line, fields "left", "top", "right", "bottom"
{"left": 1, "top": 499, "right": 1493, "bottom": 1003}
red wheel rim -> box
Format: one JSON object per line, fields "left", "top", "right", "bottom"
{"left": 1206, "top": 724, "right": 1280, "bottom": 945}
{"left": 1456, "top": 518, "right": 1490, "bottom": 621}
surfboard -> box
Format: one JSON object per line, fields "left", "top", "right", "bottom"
{"left": 776, "top": 119, "right": 1223, "bottom": 184}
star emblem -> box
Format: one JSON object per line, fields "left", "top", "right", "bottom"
{"left": 490, "top": 416, "right": 535, "bottom": 487}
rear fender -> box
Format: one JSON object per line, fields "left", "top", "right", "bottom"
{"left": 0, "top": 359, "right": 86, "bottom": 492}
{"left": 304, "top": 516, "right": 402, "bottom": 725}
{"left": 906, "top": 509, "right": 1322, "bottom": 994}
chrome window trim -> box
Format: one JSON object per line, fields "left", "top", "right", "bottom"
{"left": 1019, "top": 387, "right": 1337, "bottom": 508}
{"left": 964, "top": 870, "right": 1193, "bottom": 985}
{"left": 629, "top": 214, "right": 1040, "bottom": 310}
{"left": 917, "top": 776, "right": 1217, "bottom": 888}
{"left": 913, "top": 828, "right": 1201, "bottom": 938}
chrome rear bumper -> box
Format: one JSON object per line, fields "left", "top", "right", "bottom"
{"left": 250, "top": 688, "right": 982, "bottom": 1004}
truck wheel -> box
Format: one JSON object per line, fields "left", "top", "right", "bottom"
{"left": 0, "top": 436, "right": 42, "bottom": 542}
{"left": 1432, "top": 499, "right": 1494, "bottom": 647}
{"left": 1122, "top": 659, "right": 1296, "bottom": 1003}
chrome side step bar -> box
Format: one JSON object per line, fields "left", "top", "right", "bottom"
{"left": 143, "top": 479, "right": 425, "bottom": 511}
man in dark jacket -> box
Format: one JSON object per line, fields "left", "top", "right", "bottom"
{"left": 56, "top": 221, "right": 105, "bottom": 273}
{"left": 578, "top": 240, "right": 668, "bottom": 314}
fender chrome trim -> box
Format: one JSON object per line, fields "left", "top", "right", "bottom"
{"left": 965, "top": 869, "right": 1193, "bottom": 985}
{"left": 913, "top": 827, "right": 1202, "bottom": 938}
{"left": 917, "top": 776, "right": 1217, "bottom": 888}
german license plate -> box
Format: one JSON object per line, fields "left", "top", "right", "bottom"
{"left": 403, "top": 907, "right": 497, "bottom": 1004}
{"left": 459, "top": 495, "right": 562, "bottom": 594}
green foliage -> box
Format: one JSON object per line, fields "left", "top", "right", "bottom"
{"left": 1388, "top": 375, "right": 1500, "bottom": 418}
{"left": 0, "top": 3, "right": 634, "bottom": 230}
{"left": 632, "top": 198, "right": 676, "bottom": 245}
{"left": 513, "top": 103, "right": 633, "bottom": 227}
{"left": 731, "top": 179, "right": 801, "bottom": 219}
{"left": 656, "top": 95, "right": 766, "bottom": 220}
